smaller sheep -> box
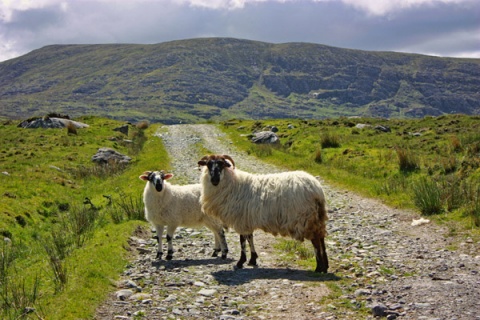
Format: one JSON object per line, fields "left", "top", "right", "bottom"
{"left": 139, "top": 170, "right": 228, "bottom": 260}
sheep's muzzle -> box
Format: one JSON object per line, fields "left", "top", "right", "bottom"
{"left": 149, "top": 172, "right": 164, "bottom": 192}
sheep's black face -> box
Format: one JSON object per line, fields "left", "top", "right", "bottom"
{"left": 198, "top": 155, "right": 233, "bottom": 187}
{"left": 207, "top": 160, "right": 224, "bottom": 186}
{"left": 149, "top": 171, "right": 165, "bottom": 192}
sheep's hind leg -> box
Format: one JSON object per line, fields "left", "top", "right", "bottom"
{"left": 165, "top": 225, "right": 177, "bottom": 260}
{"left": 311, "top": 234, "right": 329, "bottom": 273}
{"left": 237, "top": 234, "right": 256, "bottom": 269}
{"left": 154, "top": 225, "right": 165, "bottom": 259}
{"left": 246, "top": 234, "right": 258, "bottom": 266}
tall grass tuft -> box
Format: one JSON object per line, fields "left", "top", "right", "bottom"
{"left": 249, "top": 144, "right": 273, "bottom": 157}
{"left": 1, "top": 242, "right": 42, "bottom": 319}
{"left": 462, "top": 180, "right": 480, "bottom": 227}
{"left": 66, "top": 121, "right": 77, "bottom": 135}
{"left": 411, "top": 176, "right": 443, "bottom": 215}
{"left": 313, "top": 148, "right": 323, "bottom": 164}
{"left": 321, "top": 132, "right": 341, "bottom": 148}
{"left": 395, "top": 147, "right": 420, "bottom": 172}
{"left": 43, "top": 239, "right": 68, "bottom": 293}
{"left": 440, "top": 156, "right": 457, "bottom": 174}
{"left": 439, "top": 175, "right": 464, "bottom": 211}
{"left": 115, "top": 193, "right": 145, "bottom": 221}
{"left": 66, "top": 204, "right": 99, "bottom": 247}
{"left": 66, "top": 160, "right": 128, "bottom": 180}
{"left": 450, "top": 135, "right": 463, "bottom": 152}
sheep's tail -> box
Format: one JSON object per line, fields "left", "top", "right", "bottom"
{"left": 317, "top": 197, "right": 328, "bottom": 238}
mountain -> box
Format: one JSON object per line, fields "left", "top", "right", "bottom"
{"left": 0, "top": 38, "right": 479, "bottom": 123}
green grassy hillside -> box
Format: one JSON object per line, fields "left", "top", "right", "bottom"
{"left": 1, "top": 38, "right": 479, "bottom": 123}
{"left": 0, "top": 117, "right": 169, "bottom": 319}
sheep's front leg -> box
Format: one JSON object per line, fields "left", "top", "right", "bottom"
{"left": 208, "top": 224, "right": 229, "bottom": 259}
{"left": 237, "top": 234, "right": 248, "bottom": 269}
{"left": 154, "top": 225, "right": 165, "bottom": 259}
{"left": 246, "top": 234, "right": 258, "bottom": 266}
{"left": 165, "top": 225, "right": 177, "bottom": 260}
{"left": 212, "top": 230, "right": 221, "bottom": 258}
{"left": 218, "top": 228, "right": 228, "bottom": 259}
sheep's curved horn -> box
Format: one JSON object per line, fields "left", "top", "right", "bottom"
{"left": 222, "top": 154, "right": 235, "bottom": 169}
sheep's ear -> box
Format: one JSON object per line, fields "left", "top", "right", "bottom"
{"left": 164, "top": 173, "right": 173, "bottom": 180}
{"left": 139, "top": 172, "right": 150, "bottom": 181}
{"left": 198, "top": 160, "right": 207, "bottom": 166}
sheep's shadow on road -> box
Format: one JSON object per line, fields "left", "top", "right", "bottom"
{"left": 211, "top": 267, "right": 341, "bottom": 285}
{"left": 151, "top": 257, "right": 236, "bottom": 269}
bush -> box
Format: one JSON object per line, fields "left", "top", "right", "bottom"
{"left": 136, "top": 121, "right": 149, "bottom": 130}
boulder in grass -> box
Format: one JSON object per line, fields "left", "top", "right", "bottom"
{"left": 251, "top": 131, "right": 279, "bottom": 144}
{"left": 18, "top": 116, "right": 89, "bottom": 129}
{"left": 91, "top": 148, "right": 131, "bottom": 164}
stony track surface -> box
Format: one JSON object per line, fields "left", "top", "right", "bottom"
{"left": 96, "top": 124, "right": 479, "bottom": 320}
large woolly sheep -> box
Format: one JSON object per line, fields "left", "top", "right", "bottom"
{"left": 139, "top": 170, "right": 228, "bottom": 260}
{"left": 197, "top": 155, "right": 329, "bottom": 273}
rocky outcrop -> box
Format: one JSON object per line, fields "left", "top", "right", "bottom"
{"left": 18, "top": 117, "right": 89, "bottom": 129}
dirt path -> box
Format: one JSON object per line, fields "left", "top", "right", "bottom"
{"left": 96, "top": 124, "right": 479, "bottom": 320}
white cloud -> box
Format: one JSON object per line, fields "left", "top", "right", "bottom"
{"left": 319, "top": 0, "right": 477, "bottom": 16}
{"left": 0, "top": 0, "right": 65, "bottom": 22}
{"left": 0, "top": 0, "right": 478, "bottom": 61}
{"left": 396, "top": 27, "right": 480, "bottom": 58}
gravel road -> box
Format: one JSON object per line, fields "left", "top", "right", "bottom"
{"left": 96, "top": 124, "right": 479, "bottom": 320}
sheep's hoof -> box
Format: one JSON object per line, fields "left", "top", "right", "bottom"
{"left": 248, "top": 252, "right": 258, "bottom": 266}
{"left": 221, "top": 249, "right": 228, "bottom": 260}
{"left": 315, "top": 266, "right": 328, "bottom": 273}
{"left": 236, "top": 261, "right": 245, "bottom": 269}
{"left": 211, "top": 249, "right": 220, "bottom": 257}
{"left": 155, "top": 252, "right": 163, "bottom": 260}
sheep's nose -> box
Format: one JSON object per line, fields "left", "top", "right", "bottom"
{"left": 154, "top": 181, "right": 163, "bottom": 192}
{"left": 210, "top": 167, "right": 221, "bottom": 186}
{"left": 211, "top": 175, "right": 220, "bottom": 186}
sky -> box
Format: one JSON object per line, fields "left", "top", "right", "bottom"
{"left": 0, "top": 0, "right": 479, "bottom": 62}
